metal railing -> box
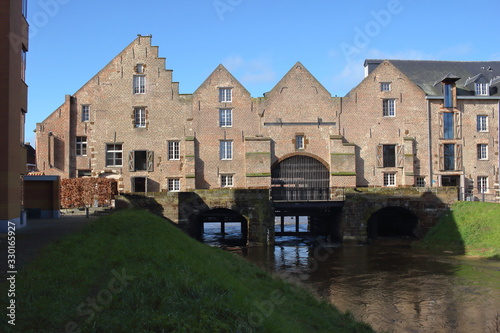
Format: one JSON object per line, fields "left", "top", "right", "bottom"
{"left": 459, "top": 187, "right": 500, "bottom": 203}
{"left": 271, "top": 186, "right": 345, "bottom": 202}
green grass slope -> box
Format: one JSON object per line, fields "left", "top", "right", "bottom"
{"left": 417, "top": 202, "right": 500, "bottom": 258}
{"left": 2, "top": 209, "right": 373, "bottom": 332}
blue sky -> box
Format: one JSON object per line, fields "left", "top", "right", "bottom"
{"left": 25, "top": 0, "right": 500, "bottom": 145}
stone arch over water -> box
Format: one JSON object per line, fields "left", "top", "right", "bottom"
{"left": 367, "top": 206, "right": 419, "bottom": 239}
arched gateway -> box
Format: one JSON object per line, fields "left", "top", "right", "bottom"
{"left": 271, "top": 154, "right": 330, "bottom": 201}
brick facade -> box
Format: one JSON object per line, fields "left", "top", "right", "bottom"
{"left": 35, "top": 36, "right": 500, "bottom": 199}
{"left": 1, "top": 0, "right": 29, "bottom": 230}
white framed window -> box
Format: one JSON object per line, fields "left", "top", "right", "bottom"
{"left": 221, "top": 175, "right": 233, "bottom": 188}
{"left": 134, "top": 108, "right": 146, "bottom": 128}
{"left": 133, "top": 75, "right": 146, "bottom": 94}
{"left": 383, "top": 99, "right": 396, "bottom": 117}
{"left": 82, "top": 105, "right": 90, "bottom": 122}
{"left": 168, "top": 179, "right": 180, "bottom": 192}
{"left": 295, "top": 135, "right": 305, "bottom": 149}
{"left": 383, "top": 173, "right": 396, "bottom": 187}
{"left": 475, "top": 83, "right": 489, "bottom": 96}
{"left": 380, "top": 82, "right": 391, "bottom": 91}
{"left": 219, "top": 109, "right": 232, "bottom": 127}
{"left": 76, "top": 136, "right": 87, "bottom": 156}
{"left": 220, "top": 140, "right": 233, "bottom": 160}
{"left": 478, "top": 176, "right": 488, "bottom": 193}
{"left": 416, "top": 176, "right": 426, "bottom": 187}
{"left": 219, "top": 88, "right": 232, "bottom": 102}
{"left": 477, "top": 115, "right": 488, "bottom": 132}
{"left": 106, "top": 144, "right": 123, "bottom": 167}
{"left": 477, "top": 144, "right": 488, "bottom": 160}
{"left": 168, "top": 141, "right": 180, "bottom": 160}
{"left": 136, "top": 64, "right": 145, "bottom": 74}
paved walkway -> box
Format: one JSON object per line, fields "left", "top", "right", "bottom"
{"left": 0, "top": 215, "right": 98, "bottom": 279}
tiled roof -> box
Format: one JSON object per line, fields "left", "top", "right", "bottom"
{"left": 365, "top": 59, "right": 500, "bottom": 96}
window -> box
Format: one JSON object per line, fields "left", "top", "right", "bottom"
{"left": 134, "top": 108, "right": 146, "bottom": 128}
{"left": 477, "top": 144, "right": 488, "bottom": 160}
{"left": 416, "top": 177, "right": 426, "bottom": 187}
{"left": 106, "top": 144, "right": 123, "bottom": 167}
{"left": 219, "top": 109, "right": 232, "bottom": 127}
{"left": 76, "top": 136, "right": 87, "bottom": 156}
{"left": 221, "top": 175, "right": 233, "bottom": 187}
{"left": 21, "top": 47, "right": 27, "bottom": 82}
{"left": 475, "top": 83, "right": 489, "bottom": 96}
{"left": 377, "top": 144, "right": 403, "bottom": 168}
{"left": 128, "top": 150, "right": 154, "bottom": 172}
{"left": 443, "top": 144, "right": 455, "bottom": 171}
{"left": 383, "top": 145, "right": 396, "bottom": 167}
{"left": 168, "top": 179, "right": 180, "bottom": 192}
{"left": 168, "top": 141, "right": 180, "bottom": 160}
{"left": 477, "top": 115, "right": 488, "bottom": 132}
{"left": 478, "top": 176, "right": 488, "bottom": 193}
{"left": 295, "top": 135, "right": 305, "bottom": 150}
{"left": 219, "top": 88, "right": 232, "bottom": 102}
{"left": 77, "top": 170, "right": 92, "bottom": 177}
{"left": 384, "top": 173, "right": 396, "bottom": 186}
{"left": 133, "top": 75, "right": 146, "bottom": 94}
{"left": 443, "top": 83, "right": 453, "bottom": 108}
{"left": 22, "top": 0, "right": 28, "bottom": 17}
{"left": 136, "top": 64, "right": 144, "bottom": 73}
{"left": 383, "top": 99, "right": 395, "bottom": 117}
{"left": 443, "top": 112, "right": 454, "bottom": 139}
{"left": 220, "top": 140, "right": 233, "bottom": 160}
{"left": 380, "top": 82, "right": 391, "bottom": 91}
{"left": 82, "top": 105, "right": 90, "bottom": 122}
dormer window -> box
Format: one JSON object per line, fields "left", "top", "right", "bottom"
{"left": 475, "top": 83, "right": 489, "bottom": 96}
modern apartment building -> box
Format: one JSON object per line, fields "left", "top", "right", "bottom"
{"left": 35, "top": 36, "right": 500, "bottom": 201}
{"left": 0, "top": 0, "right": 29, "bottom": 231}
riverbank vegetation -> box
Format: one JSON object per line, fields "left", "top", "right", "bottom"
{"left": 417, "top": 201, "right": 500, "bottom": 258}
{"left": 2, "top": 209, "right": 373, "bottom": 332}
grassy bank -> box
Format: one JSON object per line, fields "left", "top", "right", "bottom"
{"left": 2, "top": 209, "right": 373, "bottom": 332}
{"left": 417, "top": 201, "right": 500, "bottom": 258}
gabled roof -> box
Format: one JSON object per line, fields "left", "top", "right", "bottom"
{"left": 265, "top": 61, "right": 331, "bottom": 97}
{"left": 193, "top": 64, "right": 250, "bottom": 96}
{"left": 365, "top": 59, "right": 500, "bottom": 96}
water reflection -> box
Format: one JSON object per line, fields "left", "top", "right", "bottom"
{"left": 238, "top": 243, "right": 500, "bottom": 333}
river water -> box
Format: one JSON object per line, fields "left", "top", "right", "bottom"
{"left": 203, "top": 222, "right": 500, "bottom": 333}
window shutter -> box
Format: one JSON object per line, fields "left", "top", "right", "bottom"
{"left": 454, "top": 112, "right": 461, "bottom": 139}
{"left": 396, "top": 145, "right": 404, "bottom": 167}
{"left": 438, "top": 144, "right": 444, "bottom": 171}
{"left": 438, "top": 113, "right": 444, "bottom": 139}
{"left": 376, "top": 145, "right": 383, "bottom": 168}
{"left": 128, "top": 151, "right": 135, "bottom": 172}
{"left": 456, "top": 144, "right": 462, "bottom": 170}
{"left": 147, "top": 151, "right": 154, "bottom": 172}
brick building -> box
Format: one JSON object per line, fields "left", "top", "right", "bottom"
{"left": 0, "top": 0, "right": 29, "bottom": 231}
{"left": 35, "top": 36, "right": 500, "bottom": 201}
